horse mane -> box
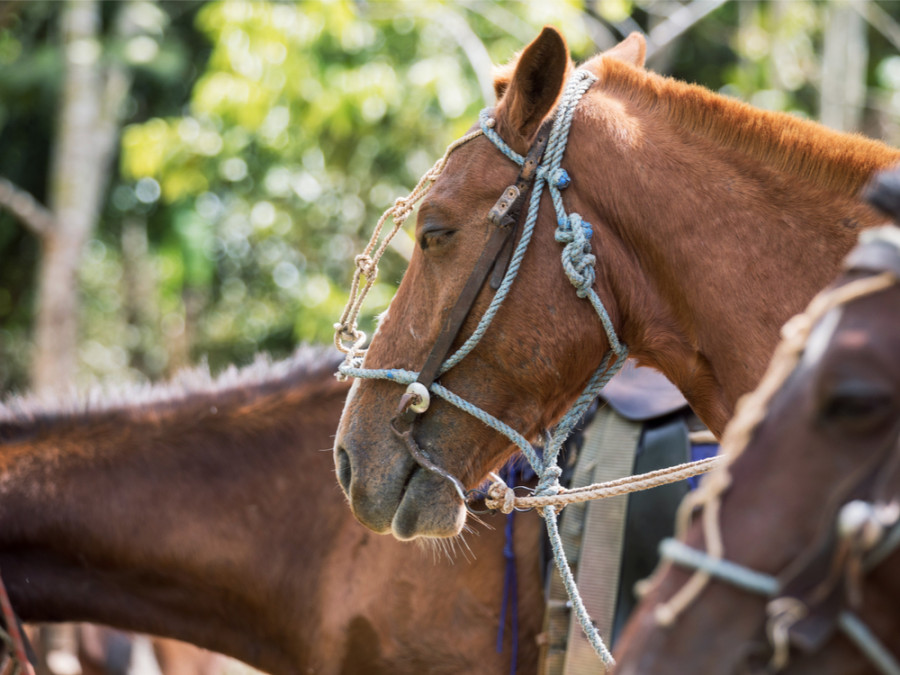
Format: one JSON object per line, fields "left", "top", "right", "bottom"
{"left": 595, "top": 58, "right": 900, "bottom": 194}
{"left": 0, "top": 345, "right": 342, "bottom": 439}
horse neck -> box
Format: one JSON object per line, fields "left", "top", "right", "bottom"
{"left": 0, "top": 369, "right": 350, "bottom": 675}
{"left": 570, "top": 61, "right": 900, "bottom": 435}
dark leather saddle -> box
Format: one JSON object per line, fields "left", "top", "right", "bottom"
{"left": 600, "top": 359, "right": 689, "bottom": 421}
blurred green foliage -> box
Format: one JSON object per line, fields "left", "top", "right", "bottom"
{"left": 115, "top": 0, "right": 594, "bottom": 372}
{"left": 4, "top": 0, "right": 900, "bottom": 390}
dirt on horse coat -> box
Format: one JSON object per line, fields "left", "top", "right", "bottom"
{"left": 0, "top": 347, "right": 543, "bottom": 675}
{"left": 335, "top": 28, "right": 900, "bottom": 540}
{"left": 613, "top": 225, "right": 900, "bottom": 673}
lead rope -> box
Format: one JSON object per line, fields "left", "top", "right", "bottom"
{"left": 496, "top": 464, "right": 520, "bottom": 675}
{"left": 0, "top": 570, "right": 34, "bottom": 675}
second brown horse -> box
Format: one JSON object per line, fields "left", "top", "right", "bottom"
{"left": 0, "top": 348, "right": 543, "bottom": 675}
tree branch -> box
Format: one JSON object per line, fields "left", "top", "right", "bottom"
{"left": 0, "top": 177, "right": 55, "bottom": 238}
{"left": 855, "top": 1, "right": 900, "bottom": 55}
{"left": 645, "top": 0, "right": 730, "bottom": 64}
{"left": 433, "top": 7, "right": 495, "bottom": 104}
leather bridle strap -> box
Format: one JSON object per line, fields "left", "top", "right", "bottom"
{"left": 394, "top": 115, "right": 556, "bottom": 427}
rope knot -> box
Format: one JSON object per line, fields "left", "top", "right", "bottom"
{"left": 334, "top": 323, "right": 367, "bottom": 357}
{"left": 535, "top": 465, "right": 563, "bottom": 498}
{"left": 334, "top": 323, "right": 359, "bottom": 343}
{"left": 391, "top": 198, "right": 415, "bottom": 224}
{"left": 355, "top": 254, "right": 378, "bottom": 279}
{"left": 552, "top": 168, "right": 571, "bottom": 189}
{"left": 485, "top": 472, "right": 517, "bottom": 514}
{"left": 489, "top": 483, "right": 517, "bottom": 514}
{"left": 555, "top": 213, "right": 596, "bottom": 298}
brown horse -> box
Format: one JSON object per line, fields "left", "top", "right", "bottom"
{"left": 335, "top": 27, "right": 900, "bottom": 540}
{"left": 613, "top": 223, "right": 900, "bottom": 673}
{"left": 0, "top": 347, "right": 543, "bottom": 675}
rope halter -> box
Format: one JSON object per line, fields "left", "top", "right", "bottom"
{"left": 336, "top": 68, "right": 628, "bottom": 668}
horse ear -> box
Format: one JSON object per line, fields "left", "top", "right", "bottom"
{"left": 604, "top": 32, "right": 646, "bottom": 67}
{"left": 582, "top": 32, "right": 647, "bottom": 75}
{"left": 497, "top": 26, "right": 571, "bottom": 140}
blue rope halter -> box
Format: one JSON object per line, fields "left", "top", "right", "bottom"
{"left": 660, "top": 520, "right": 900, "bottom": 675}
{"left": 340, "top": 69, "right": 627, "bottom": 666}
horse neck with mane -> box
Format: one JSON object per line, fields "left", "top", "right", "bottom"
{"left": 0, "top": 347, "right": 543, "bottom": 675}
{"left": 335, "top": 28, "right": 900, "bottom": 540}
{"left": 613, "top": 228, "right": 900, "bottom": 674}
{"left": 565, "top": 56, "right": 900, "bottom": 427}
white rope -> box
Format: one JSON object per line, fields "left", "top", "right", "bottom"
{"left": 333, "top": 127, "right": 485, "bottom": 362}
{"left": 484, "top": 456, "right": 724, "bottom": 513}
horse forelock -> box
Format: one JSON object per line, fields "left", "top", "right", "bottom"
{"left": 0, "top": 344, "right": 342, "bottom": 433}
{"left": 597, "top": 59, "right": 900, "bottom": 195}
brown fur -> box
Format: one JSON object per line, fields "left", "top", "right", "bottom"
{"left": 615, "top": 270, "right": 900, "bottom": 673}
{"left": 0, "top": 347, "right": 543, "bottom": 675}
{"left": 335, "top": 27, "right": 900, "bottom": 540}
{"left": 590, "top": 57, "right": 897, "bottom": 195}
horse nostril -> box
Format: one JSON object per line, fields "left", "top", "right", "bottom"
{"left": 336, "top": 445, "right": 353, "bottom": 495}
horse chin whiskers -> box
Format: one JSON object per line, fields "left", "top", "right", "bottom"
{"left": 416, "top": 531, "right": 476, "bottom": 564}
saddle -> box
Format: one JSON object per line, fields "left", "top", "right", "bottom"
{"left": 538, "top": 361, "right": 717, "bottom": 675}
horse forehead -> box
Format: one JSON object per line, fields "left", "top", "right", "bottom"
{"left": 429, "top": 137, "right": 518, "bottom": 203}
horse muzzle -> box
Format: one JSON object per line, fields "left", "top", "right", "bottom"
{"left": 333, "top": 429, "right": 467, "bottom": 540}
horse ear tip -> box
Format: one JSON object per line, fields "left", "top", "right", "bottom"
{"left": 539, "top": 25, "right": 568, "bottom": 49}
{"left": 539, "top": 25, "right": 563, "bottom": 38}
{"left": 626, "top": 31, "right": 646, "bottom": 44}
{"left": 601, "top": 31, "right": 647, "bottom": 68}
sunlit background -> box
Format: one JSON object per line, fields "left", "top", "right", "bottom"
{"left": 2, "top": 0, "right": 900, "bottom": 393}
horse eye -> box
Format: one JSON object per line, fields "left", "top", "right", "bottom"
{"left": 418, "top": 223, "right": 457, "bottom": 251}
{"left": 818, "top": 379, "right": 894, "bottom": 430}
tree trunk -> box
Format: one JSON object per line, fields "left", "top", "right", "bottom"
{"left": 32, "top": 0, "right": 133, "bottom": 392}
{"left": 820, "top": 0, "right": 868, "bottom": 132}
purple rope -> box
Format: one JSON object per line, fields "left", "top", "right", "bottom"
{"left": 497, "top": 464, "right": 520, "bottom": 675}
{"left": 688, "top": 443, "right": 719, "bottom": 489}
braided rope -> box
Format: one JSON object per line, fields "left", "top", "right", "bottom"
{"left": 485, "top": 455, "right": 724, "bottom": 513}
{"left": 334, "top": 127, "right": 485, "bottom": 360}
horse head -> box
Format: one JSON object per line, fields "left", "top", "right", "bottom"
{"left": 334, "top": 28, "right": 648, "bottom": 539}
{"left": 335, "top": 22, "right": 900, "bottom": 542}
